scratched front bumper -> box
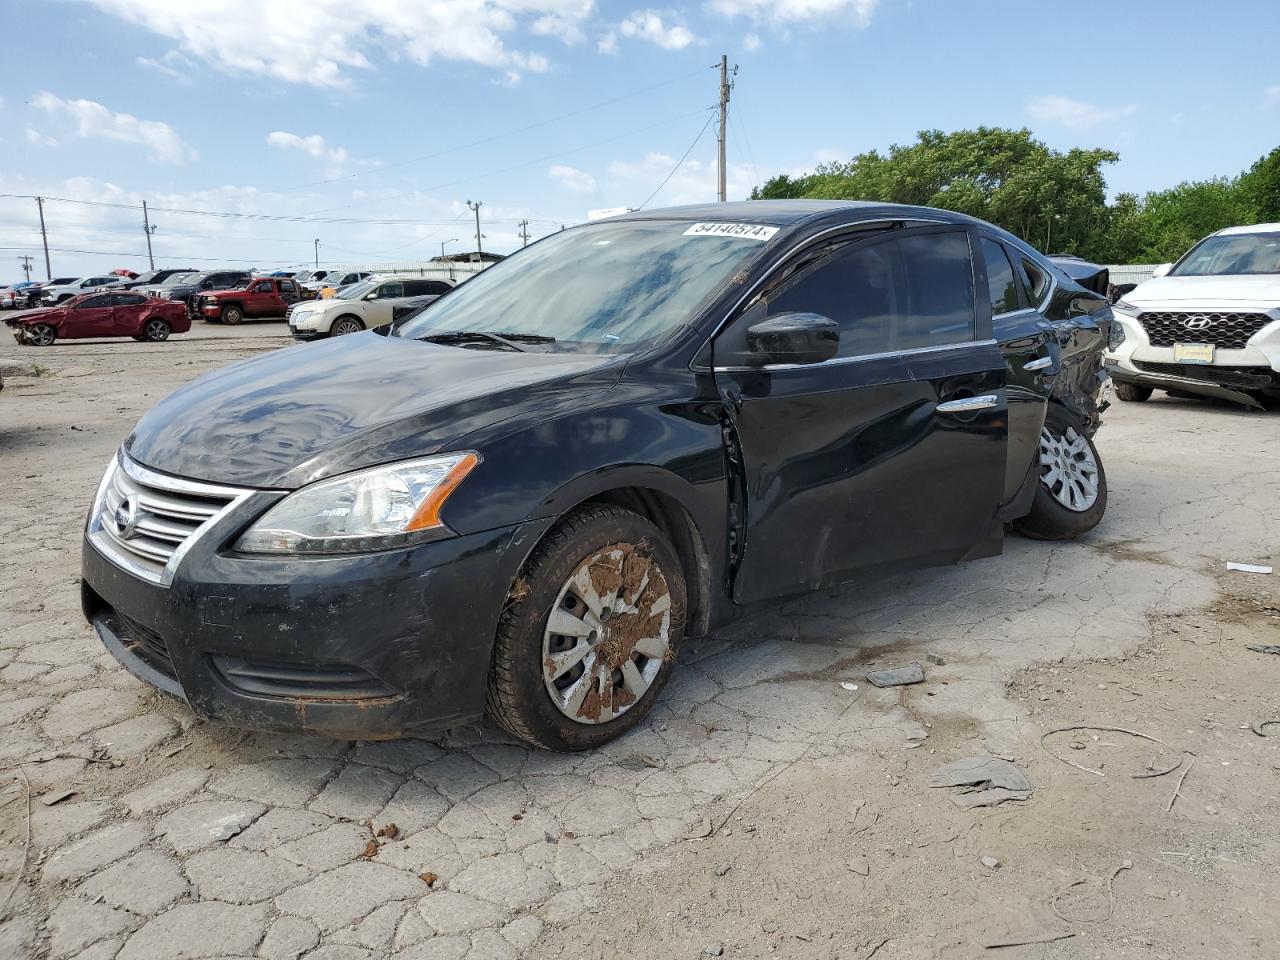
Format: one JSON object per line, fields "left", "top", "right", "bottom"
{"left": 81, "top": 518, "right": 547, "bottom": 739}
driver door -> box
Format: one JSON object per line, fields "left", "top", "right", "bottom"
{"left": 712, "top": 224, "right": 1009, "bottom": 603}
{"left": 70, "top": 294, "right": 118, "bottom": 338}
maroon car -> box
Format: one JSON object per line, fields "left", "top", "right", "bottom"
{"left": 6, "top": 291, "right": 190, "bottom": 346}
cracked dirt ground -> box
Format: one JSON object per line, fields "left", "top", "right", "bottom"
{"left": 1, "top": 326, "right": 1277, "bottom": 960}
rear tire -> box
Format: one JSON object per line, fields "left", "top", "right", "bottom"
{"left": 220, "top": 305, "right": 243, "bottom": 325}
{"left": 1013, "top": 405, "right": 1107, "bottom": 541}
{"left": 1114, "top": 382, "right": 1152, "bottom": 402}
{"left": 143, "top": 318, "right": 171, "bottom": 342}
{"left": 329, "top": 316, "right": 364, "bottom": 337}
{"left": 486, "top": 504, "right": 686, "bottom": 751}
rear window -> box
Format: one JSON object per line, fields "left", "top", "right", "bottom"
{"left": 981, "top": 238, "right": 1021, "bottom": 315}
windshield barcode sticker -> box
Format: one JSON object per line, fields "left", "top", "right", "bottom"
{"left": 683, "top": 222, "right": 779, "bottom": 242}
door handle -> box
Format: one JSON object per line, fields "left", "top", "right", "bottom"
{"left": 936, "top": 394, "right": 999, "bottom": 414}
{"left": 1024, "top": 356, "right": 1055, "bottom": 372}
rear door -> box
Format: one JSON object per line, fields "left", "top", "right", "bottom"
{"left": 278, "top": 279, "right": 301, "bottom": 311}
{"left": 713, "top": 224, "right": 1009, "bottom": 603}
{"left": 110, "top": 292, "right": 149, "bottom": 335}
{"left": 367, "top": 281, "right": 403, "bottom": 327}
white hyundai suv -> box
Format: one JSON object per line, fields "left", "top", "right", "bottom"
{"left": 1105, "top": 223, "right": 1280, "bottom": 408}
{"left": 40, "top": 274, "right": 125, "bottom": 305}
{"left": 285, "top": 276, "right": 454, "bottom": 339}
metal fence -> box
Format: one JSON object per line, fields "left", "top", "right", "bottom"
{"left": 1106, "top": 264, "right": 1163, "bottom": 287}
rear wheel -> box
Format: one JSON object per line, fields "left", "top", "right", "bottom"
{"left": 25, "top": 323, "right": 57, "bottom": 346}
{"left": 1013, "top": 405, "right": 1107, "bottom": 541}
{"left": 329, "top": 316, "right": 364, "bottom": 337}
{"left": 486, "top": 504, "right": 686, "bottom": 751}
{"left": 220, "top": 305, "right": 244, "bottom": 325}
{"left": 1114, "top": 382, "right": 1152, "bottom": 402}
{"left": 142, "top": 318, "right": 171, "bottom": 342}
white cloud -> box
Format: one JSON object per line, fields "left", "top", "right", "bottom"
{"left": 743, "top": 32, "right": 762, "bottom": 51}
{"left": 1266, "top": 85, "right": 1280, "bottom": 106}
{"left": 266, "top": 131, "right": 349, "bottom": 165}
{"left": 87, "top": 0, "right": 595, "bottom": 87}
{"left": 607, "top": 150, "right": 757, "bottom": 206}
{"left": 597, "top": 31, "right": 618, "bottom": 54}
{"left": 618, "top": 10, "right": 696, "bottom": 50}
{"left": 25, "top": 128, "right": 58, "bottom": 147}
{"left": 32, "top": 91, "right": 195, "bottom": 164}
{"left": 710, "top": 0, "right": 879, "bottom": 26}
{"left": 549, "top": 164, "right": 597, "bottom": 193}
{"left": 1026, "top": 94, "right": 1138, "bottom": 130}
{"left": 135, "top": 50, "right": 196, "bottom": 84}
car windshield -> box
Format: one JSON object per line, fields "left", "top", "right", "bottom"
{"left": 1172, "top": 232, "right": 1280, "bottom": 276}
{"left": 159, "top": 273, "right": 198, "bottom": 286}
{"left": 394, "top": 220, "right": 771, "bottom": 352}
{"left": 336, "top": 280, "right": 376, "bottom": 300}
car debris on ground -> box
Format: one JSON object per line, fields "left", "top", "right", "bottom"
{"left": 866, "top": 663, "right": 926, "bottom": 687}
{"left": 1226, "top": 561, "right": 1273, "bottom": 574}
{"left": 929, "top": 755, "right": 1033, "bottom": 809}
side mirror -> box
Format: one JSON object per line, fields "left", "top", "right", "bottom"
{"left": 1152, "top": 263, "right": 1173, "bottom": 278}
{"left": 746, "top": 312, "right": 839, "bottom": 365}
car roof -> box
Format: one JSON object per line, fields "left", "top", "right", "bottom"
{"left": 1215, "top": 222, "right": 1280, "bottom": 236}
{"left": 606, "top": 199, "right": 975, "bottom": 228}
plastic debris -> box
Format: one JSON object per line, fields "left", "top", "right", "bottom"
{"left": 840, "top": 681, "right": 859, "bottom": 691}
{"left": 866, "top": 663, "right": 925, "bottom": 687}
{"left": 1226, "top": 561, "right": 1273, "bottom": 574}
{"left": 1247, "top": 644, "right": 1280, "bottom": 655}
{"left": 980, "top": 856, "right": 1001, "bottom": 869}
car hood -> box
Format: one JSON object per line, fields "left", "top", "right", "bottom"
{"left": 1129, "top": 274, "right": 1280, "bottom": 304}
{"left": 124, "top": 332, "right": 625, "bottom": 488}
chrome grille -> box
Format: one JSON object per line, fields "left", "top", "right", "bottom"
{"left": 88, "top": 454, "right": 251, "bottom": 586}
{"left": 1138, "top": 311, "right": 1272, "bottom": 350}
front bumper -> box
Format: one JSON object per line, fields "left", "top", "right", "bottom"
{"left": 82, "top": 513, "right": 550, "bottom": 739}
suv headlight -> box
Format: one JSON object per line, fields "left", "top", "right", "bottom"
{"left": 235, "top": 453, "right": 479, "bottom": 555}
{"left": 1107, "top": 318, "right": 1126, "bottom": 350}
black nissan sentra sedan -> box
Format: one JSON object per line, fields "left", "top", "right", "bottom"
{"left": 82, "top": 201, "right": 1111, "bottom": 751}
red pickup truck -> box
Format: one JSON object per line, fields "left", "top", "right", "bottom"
{"left": 198, "top": 277, "right": 305, "bottom": 324}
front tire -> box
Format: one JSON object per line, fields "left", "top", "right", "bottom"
{"left": 220, "top": 305, "right": 243, "bottom": 325}
{"left": 25, "top": 323, "right": 57, "bottom": 346}
{"left": 1013, "top": 405, "right": 1107, "bottom": 541}
{"left": 142, "top": 318, "right": 171, "bottom": 342}
{"left": 1114, "top": 381, "right": 1152, "bottom": 402}
{"left": 329, "top": 316, "right": 364, "bottom": 337}
{"left": 486, "top": 504, "right": 687, "bottom": 751}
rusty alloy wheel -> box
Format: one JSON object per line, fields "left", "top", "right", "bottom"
{"left": 541, "top": 544, "right": 673, "bottom": 724}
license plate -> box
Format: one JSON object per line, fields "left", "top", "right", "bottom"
{"left": 1173, "top": 343, "right": 1214, "bottom": 365}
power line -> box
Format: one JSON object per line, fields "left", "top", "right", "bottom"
{"left": 636, "top": 112, "right": 717, "bottom": 210}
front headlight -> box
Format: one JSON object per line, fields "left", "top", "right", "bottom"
{"left": 1107, "top": 318, "right": 1127, "bottom": 350}
{"left": 235, "top": 453, "right": 479, "bottom": 555}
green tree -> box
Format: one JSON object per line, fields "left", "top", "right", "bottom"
{"left": 1240, "top": 146, "right": 1280, "bottom": 222}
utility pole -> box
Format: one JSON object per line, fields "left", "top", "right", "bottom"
{"left": 35, "top": 196, "right": 51, "bottom": 279}
{"left": 441, "top": 238, "right": 458, "bottom": 259}
{"left": 466, "top": 200, "right": 483, "bottom": 258}
{"left": 518, "top": 219, "right": 530, "bottom": 248}
{"left": 716, "top": 55, "right": 735, "bottom": 203}
{"left": 17, "top": 255, "right": 33, "bottom": 281}
{"left": 142, "top": 200, "right": 156, "bottom": 270}
{"left": 314, "top": 238, "right": 320, "bottom": 269}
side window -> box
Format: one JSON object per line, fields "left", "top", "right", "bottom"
{"left": 279, "top": 280, "right": 297, "bottom": 294}
{"left": 375, "top": 282, "right": 403, "bottom": 299}
{"left": 981, "top": 238, "right": 1021, "bottom": 315}
{"left": 249, "top": 280, "right": 270, "bottom": 293}
{"left": 77, "top": 294, "right": 111, "bottom": 309}
{"left": 425, "top": 282, "right": 451, "bottom": 296}
{"left": 113, "top": 293, "right": 146, "bottom": 306}
{"left": 748, "top": 229, "right": 975, "bottom": 359}
{"left": 1018, "top": 258, "right": 1050, "bottom": 304}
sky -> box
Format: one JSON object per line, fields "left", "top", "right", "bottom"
{"left": 2, "top": 0, "right": 1278, "bottom": 280}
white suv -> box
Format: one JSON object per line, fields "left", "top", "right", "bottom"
{"left": 41, "top": 275, "right": 124, "bottom": 305}
{"left": 1105, "top": 223, "right": 1280, "bottom": 408}
{"left": 286, "top": 276, "right": 454, "bottom": 339}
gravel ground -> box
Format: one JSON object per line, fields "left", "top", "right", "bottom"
{"left": 0, "top": 325, "right": 1276, "bottom": 960}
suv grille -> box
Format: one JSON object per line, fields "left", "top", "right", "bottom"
{"left": 1138, "top": 312, "right": 1272, "bottom": 350}
{"left": 89, "top": 455, "right": 250, "bottom": 586}
{"left": 1133, "top": 361, "right": 1278, "bottom": 392}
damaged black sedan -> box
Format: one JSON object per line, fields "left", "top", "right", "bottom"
{"left": 82, "top": 201, "right": 1111, "bottom": 751}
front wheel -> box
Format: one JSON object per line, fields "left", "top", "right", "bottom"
{"left": 1114, "top": 382, "right": 1152, "bottom": 402}
{"left": 1013, "top": 405, "right": 1107, "bottom": 541}
{"left": 142, "top": 318, "right": 171, "bottom": 342}
{"left": 329, "top": 316, "right": 364, "bottom": 337}
{"left": 486, "top": 504, "right": 687, "bottom": 751}
{"left": 220, "top": 305, "right": 243, "bottom": 325}
{"left": 25, "top": 323, "right": 57, "bottom": 346}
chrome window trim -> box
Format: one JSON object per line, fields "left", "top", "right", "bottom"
{"left": 713, "top": 338, "right": 998, "bottom": 373}
{"left": 87, "top": 452, "right": 257, "bottom": 588}
{"left": 992, "top": 307, "right": 1039, "bottom": 322}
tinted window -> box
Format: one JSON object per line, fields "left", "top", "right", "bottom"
{"left": 250, "top": 280, "right": 272, "bottom": 292}
{"left": 114, "top": 293, "right": 147, "bottom": 306}
{"left": 763, "top": 229, "right": 975, "bottom": 358}
{"left": 77, "top": 294, "right": 112, "bottom": 309}
{"left": 374, "top": 282, "right": 403, "bottom": 299}
{"left": 279, "top": 280, "right": 297, "bottom": 293}
{"left": 981, "top": 238, "right": 1020, "bottom": 315}
{"left": 1019, "top": 258, "right": 1049, "bottom": 303}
